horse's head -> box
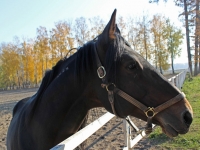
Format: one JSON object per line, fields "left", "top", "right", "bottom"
{"left": 95, "top": 9, "right": 193, "bottom": 137}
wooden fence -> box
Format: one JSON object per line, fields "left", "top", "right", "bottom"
{"left": 51, "top": 69, "right": 188, "bottom": 150}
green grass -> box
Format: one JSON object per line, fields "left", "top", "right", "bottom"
{"left": 149, "top": 76, "right": 200, "bottom": 150}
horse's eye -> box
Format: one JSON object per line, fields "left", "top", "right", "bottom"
{"left": 127, "top": 63, "right": 136, "bottom": 70}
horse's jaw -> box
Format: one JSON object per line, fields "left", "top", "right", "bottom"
{"left": 160, "top": 123, "right": 190, "bottom": 138}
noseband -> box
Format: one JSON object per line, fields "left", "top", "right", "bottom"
{"left": 94, "top": 44, "right": 185, "bottom": 134}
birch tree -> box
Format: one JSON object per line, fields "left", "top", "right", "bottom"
{"left": 89, "top": 16, "right": 105, "bottom": 39}
{"left": 74, "top": 17, "right": 90, "bottom": 46}
{"left": 165, "top": 19, "right": 184, "bottom": 74}
{"left": 127, "top": 16, "right": 141, "bottom": 51}
{"left": 138, "top": 14, "right": 152, "bottom": 60}
{"left": 151, "top": 14, "right": 170, "bottom": 73}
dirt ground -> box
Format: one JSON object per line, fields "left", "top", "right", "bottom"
{"left": 0, "top": 87, "right": 165, "bottom": 150}
{"left": 0, "top": 88, "right": 37, "bottom": 150}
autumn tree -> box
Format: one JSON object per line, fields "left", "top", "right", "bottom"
{"left": 0, "top": 66, "right": 4, "bottom": 88}
{"left": 0, "top": 43, "right": 9, "bottom": 88}
{"left": 49, "top": 21, "right": 74, "bottom": 66}
{"left": 151, "top": 14, "right": 170, "bottom": 73}
{"left": 74, "top": 17, "right": 90, "bottom": 46}
{"left": 21, "top": 38, "right": 35, "bottom": 86}
{"left": 89, "top": 16, "right": 105, "bottom": 39}
{"left": 35, "top": 26, "right": 50, "bottom": 81}
{"left": 152, "top": 0, "right": 194, "bottom": 75}
{"left": 193, "top": 0, "right": 200, "bottom": 75}
{"left": 117, "top": 16, "right": 127, "bottom": 38}
{"left": 176, "top": 0, "right": 195, "bottom": 75}
{"left": 127, "top": 16, "right": 141, "bottom": 51}
{"left": 12, "top": 36, "right": 23, "bottom": 88}
{"left": 165, "top": 19, "right": 184, "bottom": 74}
{"left": 137, "top": 14, "right": 152, "bottom": 60}
{"left": 0, "top": 42, "right": 20, "bottom": 89}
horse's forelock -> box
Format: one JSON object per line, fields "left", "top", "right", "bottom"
{"left": 105, "top": 34, "right": 125, "bottom": 83}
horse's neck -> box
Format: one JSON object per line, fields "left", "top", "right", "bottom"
{"left": 38, "top": 54, "right": 91, "bottom": 113}
{"left": 30, "top": 51, "right": 102, "bottom": 144}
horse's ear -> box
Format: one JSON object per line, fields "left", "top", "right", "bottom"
{"left": 116, "top": 24, "right": 121, "bottom": 35}
{"left": 108, "top": 9, "right": 117, "bottom": 39}
{"left": 97, "top": 9, "right": 117, "bottom": 51}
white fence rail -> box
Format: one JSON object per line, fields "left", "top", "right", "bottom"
{"left": 51, "top": 70, "right": 188, "bottom": 150}
{"left": 50, "top": 113, "right": 115, "bottom": 150}
{"left": 168, "top": 69, "right": 188, "bottom": 89}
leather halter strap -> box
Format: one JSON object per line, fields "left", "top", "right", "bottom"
{"left": 101, "top": 83, "right": 185, "bottom": 117}
{"left": 94, "top": 43, "right": 185, "bottom": 134}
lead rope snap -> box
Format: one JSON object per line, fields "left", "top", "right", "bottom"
{"left": 144, "top": 107, "right": 156, "bottom": 134}
{"left": 145, "top": 117, "right": 153, "bottom": 134}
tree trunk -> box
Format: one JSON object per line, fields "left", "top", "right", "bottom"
{"left": 17, "top": 70, "right": 20, "bottom": 88}
{"left": 26, "top": 61, "right": 28, "bottom": 85}
{"left": 42, "top": 59, "right": 44, "bottom": 77}
{"left": 171, "top": 51, "right": 175, "bottom": 74}
{"left": 169, "top": 29, "right": 175, "bottom": 74}
{"left": 35, "top": 64, "right": 38, "bottom": 86}
{"left": 184, "top": 0, "right": 192, "bottom": 75}
{"left": 45, "top": 55, "right": 48, "bottom": 71}
{"left": 155, "top": 47, "right": 158, "bottom": 69}
{"left": 197, "top": 0, "right": 200, "bottom": 74}
{"left": 159, "top": 51, "right": 163, "bottom": 74}
{"left": 144, "top": 26, "right": 148, "bottom": 61}
{"left": 194, "top": 0, "right": 199, "bottom": 76}
{"left": 199, "top": 40, "right": 200, "bottom": 73}
{"left": 159, "top": 65, "right": 163, "bottom": 74}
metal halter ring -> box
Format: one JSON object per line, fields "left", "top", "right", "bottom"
{"left": 97, "top": 66, "right": 106, "bottom": 78}
{"left": 106, "top": 83, "right": 116, "bottom": 92}
{"left": 145, "top": 107, "right": 156, "bottom": 118}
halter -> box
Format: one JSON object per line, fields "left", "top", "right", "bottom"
{"left": 94, "top": 44, "right": 185, "bottom": 134}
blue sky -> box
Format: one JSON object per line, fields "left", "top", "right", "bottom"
{"left": 0, "top": 0, "right": 187, "bottom": 63}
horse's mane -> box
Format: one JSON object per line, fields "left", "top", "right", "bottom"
{"left": 35, "top": 51, "right": 75, "bottom": 97}
{"left": 35, "top": 41, "right": 96, "bottom": 98}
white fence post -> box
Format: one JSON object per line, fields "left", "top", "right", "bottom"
{"left": 171, "top": 77, "right": 175, "bottom": 85}
{"left": 123, "top": 119, "right": 130, "bottom": 150}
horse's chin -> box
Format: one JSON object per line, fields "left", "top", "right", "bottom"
{"left": 161, "top": 124, "right": 189, "bottom": 138}
{"left": 161, "top": 124, "right": 178, "bottom": 137}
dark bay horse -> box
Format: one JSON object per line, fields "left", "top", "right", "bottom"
{"left": 7, "top": 9, "right": 193, "bottom": 150}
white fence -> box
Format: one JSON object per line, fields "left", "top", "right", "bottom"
{"left": 51, "top": 70, "right": 188, "bottom": 150}
{"left": 51, "top": 113, "right": 115, "bottom": 150}
{"left": 168, "top": 69, "right": 188, "bottom": 89}
{"left": 162, "top": 69, "right": 187, "bottom": 75}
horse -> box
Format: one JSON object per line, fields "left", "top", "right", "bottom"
{"left": 7, "top": 9, "right": 193, "bottom": 150}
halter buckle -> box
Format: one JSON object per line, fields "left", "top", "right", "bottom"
{"left": 97, "top": 66, "right": 106, "bottom": 78}
{"left": 145, "top": 107, "right": 156, "bottom": 118}
{"left": 106, "top": 83, "right": 116, "bottom": 92}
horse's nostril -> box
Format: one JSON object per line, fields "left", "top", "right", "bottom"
{"left": 183, "top": 111, "right": 193, "bottom": 127}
